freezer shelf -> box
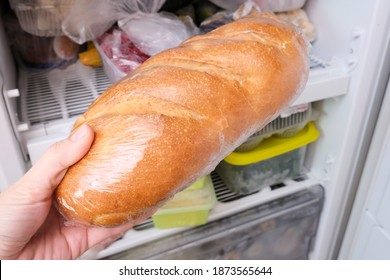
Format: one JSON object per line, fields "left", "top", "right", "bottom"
{"left": 102, "top": 180, "right": 323, "bottom": 260}
{"left": 292, "top": 56, "right": 350, "bottom": 106}
{"left": 9, "top": 54, "right": 350, "bottom": 165}
{"left": 81, "top": 173, "right": 323, "bottom": 260}
{"left": 13, "top": 54, "right": 346, "bottom": 127}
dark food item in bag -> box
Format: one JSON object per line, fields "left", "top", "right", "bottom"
{"left": 200, "top": 11, "right": 233, "bottom": 33}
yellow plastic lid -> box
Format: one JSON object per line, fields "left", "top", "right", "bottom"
{"left": 224, "top": 122, "right": 319, "bottom": 166}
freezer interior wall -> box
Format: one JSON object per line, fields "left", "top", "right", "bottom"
{"left": 0, "top": 13, "right": 26, "bottom": 190}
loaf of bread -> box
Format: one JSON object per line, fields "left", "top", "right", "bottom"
{"left": 54, "top": 12, "right": 309, "bottom": 227}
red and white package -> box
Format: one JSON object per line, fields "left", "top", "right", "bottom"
{"left": 96, "top": 28, "right": 150, "bottom": 82}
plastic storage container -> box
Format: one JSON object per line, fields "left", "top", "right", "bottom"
{"left": 93, "top": 40, "right": 126, "bottom": 83}
{"left": 3, "top": 12, "right": 78, "bottom": 69}
{"left": 105, "top": 185, "right": 324, "bottom": 260}
{"left": 9, "top": 0, "right": 74, "bottom": 36}
{"left": 216, "top": 122, "right": 319, "bottom": 195}
{"left": 236, "top": 103, "right": 313, "bottom": 152}
{"left": 152, "top": 175, "right": 216, "bottom": 229}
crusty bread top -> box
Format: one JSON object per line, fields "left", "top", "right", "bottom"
{"left": 55, "top": 13, "right": 309, "bottom": 227}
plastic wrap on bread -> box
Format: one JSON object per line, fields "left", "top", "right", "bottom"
{"left": 54, "top": 12, "right": 310, "bottom": 227}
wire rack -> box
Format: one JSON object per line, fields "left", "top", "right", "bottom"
{"left": 18, "top": 55, "right": 327, "bottom": 126}
{"left": 18, "top": 62, "right": 111, "bottom": 125}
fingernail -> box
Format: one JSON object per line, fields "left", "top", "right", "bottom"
{"left": 70, "top": 125, "right": 88, "bottom": 142}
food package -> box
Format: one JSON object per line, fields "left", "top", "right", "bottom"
{"left": 94, "top": 28, "right": 150, "bottom": 82}
{"left": 276, "top": 9, "right": 316, "bottom": 42}
{"left": 200, "top": 11, "right": 233, "bottom": 33}
{"left": 217, "top": 122, "right": 319, "bottom": 194}
{"left": 54, "top": 12, "right": 310, "bottom": 227}
{"left": 151, "top": 175, "right": 217, "bottom": 229}
{"left": 79, "top": 47, "right": 102, "bottom": 67}
{"left": 61, "top": 0, "right": 166, "bottom": 45}
{"left": 118, "top": 11, "right": 199, "bottom": 56}
{"left": 208, "top": 0, "right": 307, "bottom": 12}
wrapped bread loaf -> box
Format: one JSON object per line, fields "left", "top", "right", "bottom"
{"left": 54, "top": 12, "right": 310, "bottom": 227}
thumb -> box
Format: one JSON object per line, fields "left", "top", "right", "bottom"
{"left": 21, "top": 124, "right": 94, "bottom": 199}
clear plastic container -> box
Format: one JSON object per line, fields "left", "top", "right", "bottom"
{"left": 236, "top": 103, "right": 313, "bottom": 152}
{"left": 9, "top": 0, "right": 75, "bottom": 36}
{"left": 151, "top": 175, "right": 216, "bottom": 229}
{"left": 105, "top": 185, "right": 324, "bottom": 260}
{"left": 3, "top": 12, "right": 78, "bottom": 69}
{"left": 94, "top": 40, "right": 127, "bottom": 83}
{"left": 217, "top": 122, "right": 319, "bottom": 195}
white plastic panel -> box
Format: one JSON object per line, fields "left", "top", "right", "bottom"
{"left": 377, "top": 185, "right": 390, "bottom": 232}
{"left": 0, "top": 77, "right": 27, "bottom": 191}
{"left": 292, "top": 58, "right": 350, "bottom": 106}
{"left": 0, "top": 17, "right": 26, "bottom": 191}
{"left": 27, "top": 133, "right": 68, "bottom": 165}
{"left": 339, "top": 76, "right": 390, "bottom": 259}
{"left": 347, "top": 212, "right": 390, "bottom": 259}
{"left": 363, "top": 225, "right": 390, "bottom": 259}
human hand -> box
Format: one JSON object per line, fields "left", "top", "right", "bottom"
{"left": 0, "top": 124, "right": 133, "bottom": 259}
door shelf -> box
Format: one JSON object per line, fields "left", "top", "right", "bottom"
{"left": 293, "top": 56, "right": 350, "bottom": 106}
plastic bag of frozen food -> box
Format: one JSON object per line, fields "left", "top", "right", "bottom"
{"left": 276, "top": 9, "right": 316, "bottom": 42}
{"left": 209, "top": 0, "right": 306, "bottom": 12}
{"left": 95, "top": 28, "right": 150, "bottom": 82}
{"left": 118, "top": 11, "right": 199, "bottom": 56}
{"left": 62, "top": 0, "right": 166, "bottom": 44}
{"left": 200, "top": 0, "right": 261, "bottom": 33}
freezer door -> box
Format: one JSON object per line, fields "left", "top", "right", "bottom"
{"left": 339, "top": 77, "right": 390, "bottom": 259}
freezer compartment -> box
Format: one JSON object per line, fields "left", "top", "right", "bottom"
{"left": 105, "top": 184, "right": 324, "bottom": 260}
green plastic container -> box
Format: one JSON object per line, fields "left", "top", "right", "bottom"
{"left": 152, "top": 175, "right": 216, "bottom": 229}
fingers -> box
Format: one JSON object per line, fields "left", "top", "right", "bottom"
{"left": 19, "top": 124, "right": 95, "bottom": 201}
{"left": 86, "top": 222, "right": 134, "bottom": 250}
{"left": 62, "top": 221, "right": 134, "bottom": 260}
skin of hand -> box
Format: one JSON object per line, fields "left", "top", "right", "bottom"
{"left": 0, "top": 124, "right": 133, "bottom": 260}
